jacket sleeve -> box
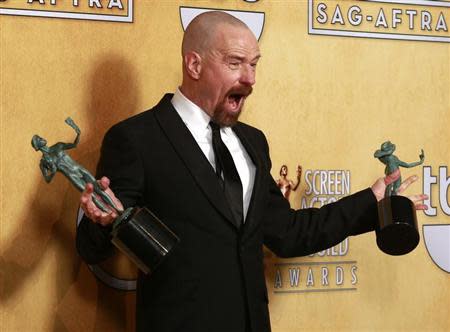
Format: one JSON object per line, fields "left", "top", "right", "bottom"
{"left": 76, "top": 123, "right": 145, "bottom": 264}
{"left": 260, "top": 133, "right": 378, "bottom": 258}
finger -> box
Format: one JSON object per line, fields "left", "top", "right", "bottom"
{"left": 87, "top": 200, "right": 100, "bottom": 220}
{"left": 80, "top": 190, "right": 94, "bottom": 211}
{"left": 103, "top": 189, "right": 124, "bottom": 211}
{"left": 115, "top": 200, "right": 124, "bottom": 212}
{"left": 80, "top": 183, "right": 96, "bottom": 205}
{"left": 80, "top": 194, "right": 89, "bottom": 206}
{"left": 404, "top": 193, "right": 428, "bottom": 211}
{"left": 397, "top": 175, "right": 418, "bottom": 194}
{"left": 97, "top": 212, "right": 116, "bottom": 226}
{"left": 408, "top": 194, "right": 429, "bottom": 203}
{"left": 90, "top": 209, "right": 110, "bottom": 224}
{"left": 98, "top": 176, "right": 110, "bottom": 190}
{"left": 85, "top": 193, "right": 109, "bottom": 220}
{"left": 99, "top": 188, "right": 123, "bottom": 210}
{"left": 94, "top": 178, "right": 124, "bottom": 212}
{"left": 384, "top": 169, "right": 400, "bottom": 185}
{"left": 80, "top": 190, "right": 93, "bottom": 204}
{"left": 79, "top": 189, "right": 115, "bottom": 224}
{"left": 93, "top": 209, "right": 102, "bottom": 220}
{"left": 414, "top": 203, "right": 428, "bottom": 211}
{"left": 83, "top": 182, "right": 94, "bottom": 195}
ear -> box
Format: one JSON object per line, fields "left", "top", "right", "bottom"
{"left": 184, "top": 51, "right": 202, "bottom": 80}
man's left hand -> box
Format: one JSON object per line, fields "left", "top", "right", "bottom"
{"left": 371, "top": 170, "right": 428, "bottom": 210}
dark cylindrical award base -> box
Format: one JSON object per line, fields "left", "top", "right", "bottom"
{"left": 110, "top": 207, "right": 179, "bottom": 274}
{"left": 376, "top": 195, "right": 420, "bottom": 255}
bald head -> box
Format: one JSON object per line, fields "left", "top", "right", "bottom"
{"left": 182, "top": 11, "right": 251, "bottom": 56}
{"left": 179, "top": 11, "right": 260, "bottom": 126}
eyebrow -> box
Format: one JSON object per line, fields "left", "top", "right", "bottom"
{"left": 252, "top": 55, "right": 262, "bottom": 62}
{"left": 227, "top": 54, "right": 261, "bottom": 62}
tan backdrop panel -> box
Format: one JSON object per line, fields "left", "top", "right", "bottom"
{"left": 1, "top": 0, "right": 449, "bottom": 331}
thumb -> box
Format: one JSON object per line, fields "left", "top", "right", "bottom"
{"left": 98, "top": 176, "right": 110, "bottom": 190}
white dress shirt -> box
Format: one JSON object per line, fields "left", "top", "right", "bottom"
{"left": 171, "top": 88, "right": 256, "bottom": 221}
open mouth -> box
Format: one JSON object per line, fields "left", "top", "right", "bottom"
{"left": 227, "top": 94, "right": 245, "bottom": 111}
{"left": 227, "top": 87, "right": 252, "bottom": 112}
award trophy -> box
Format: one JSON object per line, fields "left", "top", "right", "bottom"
{"left": 374, "top": 141, "right": 424, "bottom": 255}
{"left": 31, "top": 117, "right": 179, "bottom": 274}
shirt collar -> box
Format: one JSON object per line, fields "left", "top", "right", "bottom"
{"left": 171, "top": 88, "right": 234, "bottom": 139}
{"left": 171, "top": 88, "right": 211, "bottom": 136}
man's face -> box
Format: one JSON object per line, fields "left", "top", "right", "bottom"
{"left": 199, "top": 25, "right": 260, "bottom": 126}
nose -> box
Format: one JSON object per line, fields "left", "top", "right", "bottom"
{"left": 240, "top": 64, "right": 256, "bottom": 86}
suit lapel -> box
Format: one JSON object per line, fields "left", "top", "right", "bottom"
{"left": 233, "top": 124, "right": 265, "bottom": 236}
{"left": 153, "top": 95, "right": 239, "bottom": 229}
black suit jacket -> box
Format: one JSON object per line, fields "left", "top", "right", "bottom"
{"left": 77, "top": 94, "right": 378, "bottom": 332}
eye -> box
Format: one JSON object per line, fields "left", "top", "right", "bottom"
{"left": 229, "top": 61, "right": 241, "bottom": 69}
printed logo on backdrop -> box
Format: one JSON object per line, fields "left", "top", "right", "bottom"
{"left": 272, "top": 165, "right": 358, "bottom": 294}
{"left": 179, "top": 6, "right": 265, "bottom": 41}
{"left": 422, "top": 166, "right": 450, "bottom": 273}
{"left": 0, "top": 0, "right": 133, "bottom": 23}
{"left": 308, "top": 0, "right": 449, "bottom": 43}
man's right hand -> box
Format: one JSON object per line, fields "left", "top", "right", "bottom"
{"left": 80, "top": 176, "right": 123, "bottom": 226}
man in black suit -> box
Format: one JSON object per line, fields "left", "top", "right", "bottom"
{"left": 77, "top": 11, "right": 426, "bottom": 332}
